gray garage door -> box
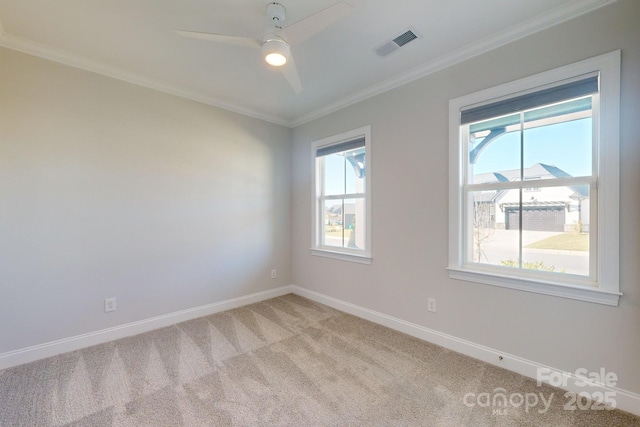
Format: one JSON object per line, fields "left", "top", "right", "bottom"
{"left": 505, "top": 207, "right": 565, "bottom": 232}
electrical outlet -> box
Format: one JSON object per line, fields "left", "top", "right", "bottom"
{"left": 427, "top": 298, "right": 437, "bottom": 313}
{"left": 271, "top": 269, "right": 277, "bottom": 279}
{"left": 104, "top": 298, "right": 117, "bottom": 313}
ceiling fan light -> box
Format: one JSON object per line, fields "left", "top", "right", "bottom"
{"left": 262, "top": 38, "right": 290, "bottom": 67}
{"left": 265, "top": 52, "right": 287, "bottom": 66}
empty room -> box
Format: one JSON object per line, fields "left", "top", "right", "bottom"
{"left": 1, "top": 0, "right": 639, "bottom": 425}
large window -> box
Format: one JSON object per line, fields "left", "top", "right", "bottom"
{"left": 449, "top": 51, "right": 620, "bottom": 305}
{"left": 312, "top": 126, "right": 371, "bottom": 263}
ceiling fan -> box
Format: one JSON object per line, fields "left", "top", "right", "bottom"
{"left": 176, "top": 2, "right": 353, "bottom": 94}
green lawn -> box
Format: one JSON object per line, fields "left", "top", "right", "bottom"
{"left": 526, "top": 233, "right": 589, "bottom": 251}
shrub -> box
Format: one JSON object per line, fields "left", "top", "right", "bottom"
{"left": 500, "top": 259, "right": 557, "bottom": 272}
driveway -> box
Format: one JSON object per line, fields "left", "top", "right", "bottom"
{"left": 477, "top": 229, "right": 589, "bottom": 275}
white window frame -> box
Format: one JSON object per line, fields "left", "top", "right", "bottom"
{"left": 448, "top": 51, "right": 621, "bottom": 306}
{"left": 311, "top": 126, "right": 372, "bottom": 264}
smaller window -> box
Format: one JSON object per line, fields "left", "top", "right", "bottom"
{"left": 311, "top": 126, "right": 372, "bottom": 264}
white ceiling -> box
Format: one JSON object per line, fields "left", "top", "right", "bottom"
{"left": 0, "top": 0, "right": 614, "bottom": 127}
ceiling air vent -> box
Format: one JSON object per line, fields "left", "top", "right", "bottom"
{"left": 375, "top": 28, "right": 420, "bottom": 58}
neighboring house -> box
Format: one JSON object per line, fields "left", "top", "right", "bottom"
{"left": 325, "top": 203, "right": 356, "bottom": 229}
{"left": 473, "top": 163, "right": 589, "bottom": 232}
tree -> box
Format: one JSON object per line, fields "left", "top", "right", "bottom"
{"left": 473, "top": 200, "right": 494, "bottom": 262}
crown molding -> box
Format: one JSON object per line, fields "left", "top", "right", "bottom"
{"left": 290, "top": 0, "right": 618, "bottom": 127}
{"left": 0, "top": 31, "right": 293, "bottom": 127}
{"left": 0, "top": 0, "right": 617, "bottom": 129}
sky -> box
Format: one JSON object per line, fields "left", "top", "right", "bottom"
{"left": 323, "top": 151, "right": 362, "bottom": 197}
{"left": 471, "top": 117, "right": 592, "bottom": 177}
{"left": 320, "top": 115, "right": 593, "bottom": 199}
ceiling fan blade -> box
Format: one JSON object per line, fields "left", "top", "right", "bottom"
{"left": 280, "top": 53, "right": 303, "bottom": 94}
{"left": 175, "top": 30, "right": 260, "bottom": 48}
{"left": 282, "top": 2, "right": 353, "bottom": 46}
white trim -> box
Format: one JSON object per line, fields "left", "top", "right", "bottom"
{"left": 310, "top": 249, "right": 372, "bottom": 265}
{"left": 595, "top": 50, "right": 621, "bottom": 295}
{"left": 467, "top": 176, "right": 594, "bottom": 192}
{"left": 0, "top": 1, "right": 617, "bottom": 128}
{"left": 448, "top": 268, "right": 621, "bottom": 306}
{"left": 448, "top": 50, "right": 621, "bottom": 305}
{"left": 0, "top": 285, "right": 293, "bottom": 371}
{"left": 323, "top": 193, "right": 365, "bottom": 201}
{"left": 291, "top": 285, "right": 640, "bottom": 417}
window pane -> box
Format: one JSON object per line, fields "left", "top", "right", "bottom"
{"left": 344, "top": 198, "right": 365, "bottom": 250}
{"left": 322, "top": 198, "right": 365, "bottom": 250}
{"left": 522, "top": 186, "right": 591, "bottom": 276}
{"left": 523, "top": 97, "right": 593, "bottom": 178}
{"left": 323, "top": 200, "right": 344, "bottom": 248}
{"left": 322, "top": 153, "right": 346, "bottom": 196}
{"left": 468, "top": 114, "right": 522, "bottom": 184}
{"left": 345, "top": 148, "right": 365, "bottom": 194}
{"left": 469, "top": 190, "right": 520, "bottom": 266}
{"left": 323, "top": 147, "right": 367, "bottom": 196}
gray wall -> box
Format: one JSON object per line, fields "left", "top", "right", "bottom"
{"left": 0, "top": 47, "right": 291, "bottom": 353}
{"left": 292, "top": 0, "right": 640, "bottom": 395}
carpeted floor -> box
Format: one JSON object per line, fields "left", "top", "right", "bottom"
{"left": 1, "top": 294, "right": 638, "bottom": 426}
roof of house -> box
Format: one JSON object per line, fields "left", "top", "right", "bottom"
{"left": 325, "top": 203, "right": 356, "bottom": 216}
{"left": 473, "top": 163, "right": 589, "bottom": 202}
{"left": 473, "top": 163, "right": 564, "bottom": 183}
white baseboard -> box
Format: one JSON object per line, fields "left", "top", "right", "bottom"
{"left": 291, "top": 285, "right": 640, "bottom": 417}
{"left": 0, "top": 285, "right": 293, "bottom": 371}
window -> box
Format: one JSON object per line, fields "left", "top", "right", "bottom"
{"left": 448, "top": 51, "right": 621, "bottom": 305}
{"left": 312, "top": 126, "right": 372, "bottom": 263}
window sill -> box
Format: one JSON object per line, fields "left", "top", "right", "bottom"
{"left": 311, "top": 248, "right": 372, "bottom": 265}
{"left": 447, "top": 267, "right": 621, "bottom": 306}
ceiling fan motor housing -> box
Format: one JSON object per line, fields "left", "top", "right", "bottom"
{"left": 262, "top": 37, "right": 290, "bottom": 66}
{"left": 267, "top": 3, "right": 286, "bottom": 26}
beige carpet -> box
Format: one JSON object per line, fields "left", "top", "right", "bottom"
{"left": 0, "top": 294, "right": 638, "bottom": 426}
